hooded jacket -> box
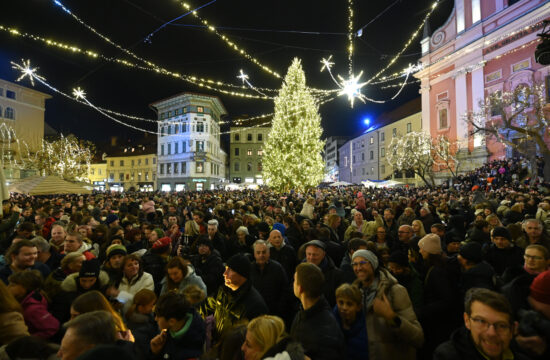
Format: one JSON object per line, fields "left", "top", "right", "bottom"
{"left": 21, "top": 290, "right": 59, "bottom": 339}
{"left": 118, "top": 271, "right": 155, "bottom": 296}
{"left": 160, "top": 265, "right": 207, "bottom": 295}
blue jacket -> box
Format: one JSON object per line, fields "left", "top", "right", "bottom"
{"left": 333, "top": 306, "right": 369, "bottom": 360}
{"left": 153, "top": 309, "right": 205, "bottom": 360}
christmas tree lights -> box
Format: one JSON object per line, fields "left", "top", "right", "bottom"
{"left": 263, "top": 58, "right": 325, "bottom": 191}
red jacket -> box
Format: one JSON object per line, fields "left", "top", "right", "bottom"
{"left": 21, "top": 290, "right": 59, "bottom": 339}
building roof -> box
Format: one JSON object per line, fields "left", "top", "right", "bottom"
{"left": 229, "top": 114, "right": 273, "bottom": 128}
{"left": 0, "top": 78, "right": 53, "bottom": 99}
{"left": 361, "top": 97, "right": 421, "bottom": 135}
{"left": 149, "top": 92, "right": 227, "bottom": 115}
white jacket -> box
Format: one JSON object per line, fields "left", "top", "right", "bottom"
{"left": 117, "top": 272, "right": 154, "bottom": 296}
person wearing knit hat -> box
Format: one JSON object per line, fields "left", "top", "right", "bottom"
{"left": 529, "top": 270, "right": 550, "bottom": 320}
{"left": 204, "top": 254, "right": 268, "bottom": 340}
{"left": 457, "top": 242, "right": 496, "bottom": 298}
{"left": 387, "top": 251, "right": 424, "bottom": 312}
{"left": 485, "top": 226, "right": 524, "bottom": 275}
{"left": 418, "top": 234, "right": 442, "bottom": 255}
{"left": 351, "top": 247, "right": 423, "bottom": 358}
{"left": 103, "top": 244, "right": 127, "bottom": 279}
{"left": 147, "top": 228, "right": 165, "bottom": 247}
{"left": 152, "top": 237, "right": 172, "bottom": 251}
{"left": 105, "top": 214, "right": 119, "bottom": 228}
{"left": 459, "top": 242, "right": 483, "bottom": 264}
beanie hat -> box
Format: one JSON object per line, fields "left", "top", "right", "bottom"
{"left": 257, "top": 222, "right": 270, "bottom": 233}
{"left": 79, "top": 258, "right": 100, "bottom": 278}
{"left": 492, "top": 226, "right": 511, "bottom": 240}
{"left": 388, "top": 251, "right": 409, "bottom": 267}
{"left": 459, "top": 242, "right": 483, "bottom": 263}
{"left": 352, "top": 249, "right": 379, "bottom": 270}
{"left": 153, "top": 228, "right": 165, "bottom": 239}
{"left": 196, "top": 236, "right": 213, "bottom": 249}
{"left": 272, "top": 222, "right": 286, "bottom": 236}
{"left": 530, "top": 270, "right": 550, "bottom": 305}
{"left": 304, "top": 240, "right": 326, "bottom": 251}
{"left": 105, "top": 214, "right": 119, "bottom": 225}
{"left": 106, "top": 244, "right": 127, "bottom": 259}
{"left": 152, "top": 236, "right": 172, "bottom": 250}
{"left": 226, "top": 254, "right": 251, "bottom": 279}
{"left": 418, "top": 234, "right": 442, "bottom": 255}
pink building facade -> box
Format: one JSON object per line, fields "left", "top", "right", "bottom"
{"left": 415, "top": 0, "right": 550, "bottom": 171}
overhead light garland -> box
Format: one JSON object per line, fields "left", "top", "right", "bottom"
{"left": 347, "top": 0, "right": 355, "bottom": 79}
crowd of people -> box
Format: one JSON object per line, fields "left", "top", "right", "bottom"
{"left": 0, "top": 157, "right": 550, "bottom": 360}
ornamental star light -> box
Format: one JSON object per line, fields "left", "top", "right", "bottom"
{"left": 320, "top": 55, "right": 334, "bottom": 72}
{"left": 72, "top": 87, "right": 86, "bottom": 100}
{"left": 337, "top": 71, "right": 367, "bottom": 108}
{"left": 11, "top": 59, "right": 45, "bottom": 87}
{"left": 237, "top": 69, "right": 249, "bottom": 84}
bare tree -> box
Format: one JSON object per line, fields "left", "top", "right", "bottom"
{"left": 467, "top": 83, "right": 550, "bottom": 182}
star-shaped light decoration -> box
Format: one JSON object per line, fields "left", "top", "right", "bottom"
{"left": 72, "top": 87, "right": 86, "bottom": 100}
{"left": 11, "top": 59, "right": 45, "bottom": 87}
{"left": 237, "top": 69, "right": 249, "bottom": 84}
{"left": 320, "top": 55, "right": 335, "bottom": 72}
{"left": 337, "top": 71, "right": 367, "bottom": 108}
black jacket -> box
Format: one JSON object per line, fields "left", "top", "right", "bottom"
{"left": 269, "top": 244, "right": 297, "bottom": 282}
{"left": 141, "top": 251, "right": 169, "bottom": 294}
{"left": 434, "top": 326, "right": 530, "bottom": 360}
{"left": 483, "top": 244, "right": 524, "bottom": 276}
{"left": 152, "top": 309, "right": 205, "bottom": 360}
{"left": 290, "top": 296, "right": 345, "bottom": 360}
{"left": 192, "top": 252, "right": 225, "bottom": 296}
{"left": 250, "top": 260, "right": 289, "bottom": 317}
{"left": 318, "top": 256, "right": 345, "bottom": 307}
{"left": 458, "top": 261, "right": 495, "bottom": 298}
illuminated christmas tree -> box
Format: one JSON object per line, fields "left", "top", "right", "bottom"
{"left": 263, "top": 58, "right": 325, "bottom": 192}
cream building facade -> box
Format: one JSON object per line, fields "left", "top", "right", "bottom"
{"left": 105, "top": 150, "right": 157, "bottom": 191}
{"left": 229, "top": 122, "right": 270, "bottom": 184}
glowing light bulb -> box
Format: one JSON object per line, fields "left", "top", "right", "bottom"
{"left": 11, "top": 59, "right": 45, "bottom": 86}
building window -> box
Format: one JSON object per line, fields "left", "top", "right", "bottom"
{"left": 353, "top": 155, "right": 356, "bottom": 164}
{"left": 247, "top": 134, "right": 253, "bottom": 141}
{"left": 381, "top": 164, "right": 385, "bottom": 174}
{"left": 361, "top": 153, "right": 365, "bottom": 161}
{"left": 257, "top": 149, "right": 263, "bottom": 156}
{"left": 119, "top": 173, "right": 124, "bottom": 182}
{"left": 110, "top": 173, "right": 114, "bottom": 180}
{"left": 167, "top": 143, "right": 172, "bottom": 155}
{"left": 120, "top": 160, "right": 124, "bottom": 166}
{"left": 380, "top": 132, "right": 385, "bottom": 142}
{"left": 257, "top": 133, "right": 263, "bottom": 141}
{"left": 370, "top": 137, "right": 374, "bottom": 144}
{"left": 381, "top": 148, "right": 385, "bottom": 157}
{"left": 91, "top": 168, "right": 95, "bottom": 175}
{"left": 196, "top": 162, "right": 204, "bottom": 173}
{"left": 161, "top": 145, "right": 164, "bottom": 156}
{"left": 512, "top": 59, "right": 530, "bottom": 73}
{"left": 131, "top": 160, "right": 134, "bottom": 166}
{"left": 407, "top": 122, "right": 412, "bottom": 133}
{"left": 6, "top": 90, "right": 15, "bottom": 100}
{"left": 138, "top": 159, "right": 141, "bottom": 165}
{"left": 110, "top": 160, "right": 114, "bottom": 167}
{"left": 362, "top": 168, "right": 365, "bottom": 175}
{"left": 197, "top": 122, "right": 204, "bottom": 132}
{"left": 235, "top": 148, "right": 240, "bottom": 156}
{"left": 196, "top": 141, "right": 204, "bottom": 152}
{"left": 167, "top": 163, "right": 172, "bottom": 174}
{"left": 4, "top": 107, "right": 14, "bottom": 120}
{"left": 234, "top": 162, "right": 240, "bottom": 171}
{"left": 370, "top": 151, "right": 374, "bottom": 160}
{"left": 247, "top": 162, "right": 252, "bottom": 172}
{"left": 182, "top": 141, "right": 186, "bottom": 152}
{"left": 98, "top": 169, "right": 102, "bottom": 175}
{"left": 247, "top": 149, "right": 252, "bottom": 156}
{"left": 235, "top": 134, "right": 240, "bottom": 141}
{"left": 197, "top": 106, "right": 204, "bottom": 113}
{"left": 145, "top": 158, "right": 149, "bottom": 165}
{"left": 174, "top": 162, "right": 178, "bottom": 174}
{"left": 371, "top": 167, "right": 374, "bottom": 174}
{"left": 0, "top": 106, "right": 2, "bottom": 117}
{"left": 175, "top": 142, "right": 179, "bottom": 153}
{"left": 145, "top": 172, "right": 149, "bottom": 180}
{"left": 181, "top": 161, "right": 186, "bottom": 174}
{"left": 153, "top": 158, "right": 156, "bottom": 164}
{"left": 0, "top": 88, "right": 3, "bottom": 96}
{"left": 392, "top": 128, "right": 397, "bottom": 137}
{"left": 160, "top": 164, "right": 164, "bottom": 174}
{"left": 438, "top": 108, "right": 448, "bottom": 129}
{"left": 257, "top": 161, "right": 262, "bottom": 171}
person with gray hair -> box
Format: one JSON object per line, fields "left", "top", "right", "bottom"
{"left": 516, "top": 218, "right": 550, "bottom": 251}
{"left": 351, "top": 249, "right": 424, "bottom": 359}
{"left": 57, "top": 310, "right": 117, "bottom": 360}
{"left": 207, "top": 219, "right": 226, "bottom": 258}
{"left": 31, "top": 236, "right": 63, "bottom": 272}
{"left": 228, "top": 226, "right": 253, "bottom": 257}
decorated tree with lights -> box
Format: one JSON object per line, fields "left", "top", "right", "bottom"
{"left": 387, "top": 131, "right": 435, "bottom": 188}
{"left": 263, "top": 58, "right": 325, "bottom": 192}
{"left": 31, "top": 134, "right": 94, "bottom": 181}
{"left": 467, "top": 83, "right": 550, "bottom": 182}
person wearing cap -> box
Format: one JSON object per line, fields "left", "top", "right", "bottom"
{"left": 417, "top": 233, "right": 456, "bottom": 357}
{"left": 203, "top": 253, "right": 268, "bottom": 341}
{"left": 387, "top": 251, "right": 423, "bottom": 314}
{"left": 102, "top": 244, "right": 127, "bottom": 286}
{"left": 290, "top": 262, "right": 345, "bottom": 360}
{"left": 351, "top": 249, "right": 423, "bottom": 359}
{"left": 104, "top": 214, "right": 119, "bottom": 228}
{"left": 206, "top": 219, "right": 227, "bottom": 259}
{"left": 191, "top": 236, "right": 225, "bottom": 296}
{"left": 303, "top": 239, "right": 344, "bottom": 307}
{"left": 435, "top": 288, "right": 529, "bottom": 360}
{"left": 457, "top": 242, "right": 496, "bottom": 299}
{"left": 142, "top": 236, "right": 172, "bottom": 294}
{"left": 484, "top": 226, "right": 524, "bottom": 276}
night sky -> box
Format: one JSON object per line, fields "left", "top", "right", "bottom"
{"left": 0, "top": 0, "right": 454, "bottom": 145}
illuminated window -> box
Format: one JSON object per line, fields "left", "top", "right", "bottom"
{"left": 247, "top": 149, "right": 252, "bottom": 156}
{"left": 197, "top": 106, "right": 204, "bottom": 113}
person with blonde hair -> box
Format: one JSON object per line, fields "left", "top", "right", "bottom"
{"left": 411, "top": 220, "right": 427, "bottom": 238}
{"left": 241, "top": 315, "right": 304, "bottom": 360}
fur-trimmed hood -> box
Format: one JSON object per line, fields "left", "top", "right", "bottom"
{"left": 60, "top": 270, "right": 110, "bottom": 292}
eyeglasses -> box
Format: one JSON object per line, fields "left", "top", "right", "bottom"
{"left": 524, "top": 254, "right": 544, "bottom": 261}
{"left": 351, "top": 260, "right": 369, "bottom": 267}
{"left": 470, "top": 317, "right": 511, "bottom": 334}
{"left": 397, "top": 231, "right": 410, "bottom": 234}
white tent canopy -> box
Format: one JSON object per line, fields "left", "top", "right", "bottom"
{"left": 8, "top": 175, "right": 92, "bottom": 195}
{"left": 329, "top": 181, "right": 353, "bottom": 187}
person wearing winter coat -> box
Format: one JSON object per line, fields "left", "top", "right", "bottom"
{"left": 299, "top": 198, "right": 315, "bottom": 220}
{"left": 0, "top": 281, "right": 29, "bottom": 346}
{"left": 434, "top": 288, "right": 530, "bottom": 360}
{"left": 351, "top": 249, "right": 424, "bottom": 360}
{"left": 333, "top": 284, "right": 369, "bottom": 360}
{"left": 483, "top": 226, "right": 524, "bottom": 276}
{"left": 267, "top": 230, "right": 297, "bottom": 283}
{"left": 456, "top": 242, "right": 496, "bottom": 298}
{"left": 117, "top": 254, "right": 154, "bottom": 296}
{"left": 344, "top": 211, "right": 383, "bottom": 240}
{"left": 160, "top": 257, "right": 207, "bottom": 295}
{"left": 7, "top": 270, "right": 59, "bottom": 340}
{"left": 291, "top": 263, "right": 345, "bottom": 360}
{"left": 191, "top": 237, "right": 225, "bottom": 296}
{"left": 60, "top": 232, "right": 95, "bottom": 260}
{"left": 142, "top": 236, "right": 172, "bottom": 294}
